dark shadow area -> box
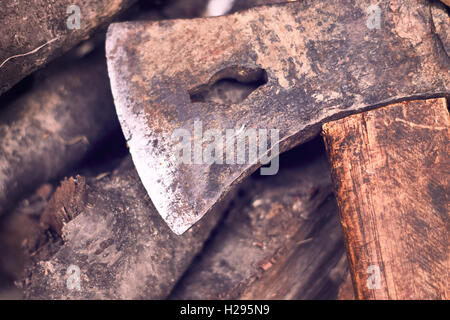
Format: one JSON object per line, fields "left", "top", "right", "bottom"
{"left": 253, "top": 135, "right": 327, "bottom": 181}
{"left": 189, "top": 66, "right": 268, "bottom": 105}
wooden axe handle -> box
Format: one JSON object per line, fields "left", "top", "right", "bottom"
{"left": 322, "top": 98, "right": 449, "bottom": 299}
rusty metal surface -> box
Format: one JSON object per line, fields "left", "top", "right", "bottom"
{"left": 106, "top": 0, "right": 450, "bottom": 234}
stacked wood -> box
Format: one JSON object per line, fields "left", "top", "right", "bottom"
{"left": 21, "top": 156, "right": 226, "bottom": 299}
{"left": 170, "top": 142, "right": 349, "bottom": 299}
{"left": 0, "top": 0, "right": 447, "bottom": 302}
{"left": 0, "top": 183, "right": 53, "bottom": 299}
{"left": 0, "top": 51, "right": 118, "bottom": 217}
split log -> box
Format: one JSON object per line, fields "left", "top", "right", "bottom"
{"left": 0, "top": 51, "right": 118, "bottom": 217}
{"left": 170, "top": 142, "right": 348, "bottom": 299}
{"left": 0, "top": 0, "right": 136, "bottom": 96}
{"left": 322, "top": 98, "right": 449, "bottom": 299}
{"left": 22, "top": 156, "right": 225, "bottom": 299}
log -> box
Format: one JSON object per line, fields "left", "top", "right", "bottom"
{"left": 170, "top": 141, "right": 348, "bottom": 299}
{"left": 337, "top": 272, "right": 355, "bottom": 300}
{"left": 322, "top": 98, "right": 449, "bottom": 299}
{"left": 0, "top": 0, "right": 136, "bottom": 96}
{"left": 0, "top": 51, "right": 119, "bottom": 217}
{"left": 0, "top": 183, "right": 52, "bottom": 299}
{"left": 21, "top": 156, "right": 225, "bottom": 299}
{"left": 432, "top": 0, "right": 450, "bottom": 56}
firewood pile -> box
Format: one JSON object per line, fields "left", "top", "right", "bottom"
{"left": 0, "top": 0, "right": 448, "bottom": 301}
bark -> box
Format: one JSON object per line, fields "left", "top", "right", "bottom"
{"left": 0, "top": 0, "right": 136, "bottom": 96}
{"left": 22, "top": 156, "right": 226, "bottom": 299}
{"left": 322, "top": 98, "right": 449, "bottom": 299}
{"left": 0, "top": 51, "right": 118, "bottom": 217}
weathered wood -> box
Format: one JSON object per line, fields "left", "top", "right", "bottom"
{"left": 238, "top": 198, "right": 347, "bottom": 300}
{"left": 21, "top": 156, "right": 225, "bottom": 299}
{"left": 0, "top": 51, "right": 118, "bottom": 217}
{"left": 432, "top": 0, "right": 450, "bottom": 56}
{"left": 0, "top": 0, "right": 136, "bottom": 96}
{"left": 337, "top": 272, "right": 355, "bottom": 300}
{"left": 322, "top": 98, "right": 449, "bottom": 299}
{"left": 0, "top": 183, "right": 53, "bottom": 299}
{"left": 170, "top": 144, "right": 348, "bottom": 300}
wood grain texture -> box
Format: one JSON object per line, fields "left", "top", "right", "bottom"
{"left": 22, "top": 157, "right": 225, "bottom": 299}
{"left": 322, "top": 98, "right": 449, "bottom": 300}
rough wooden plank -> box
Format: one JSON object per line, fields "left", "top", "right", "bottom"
{"left": 0, "top": 0, "right": 136, "bottom": 96}
{"left": 322, "top": 97, "right": 449, "bottom": 299}
{"left": 21, "top": 156, "right": 225, "bottom": 299}
{"left": 170, "top": 144, "right": 348, "bottom": 299}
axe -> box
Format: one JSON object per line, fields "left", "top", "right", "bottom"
{"left": 106, "top": 0, "right": 449, "bottom": 299}
{"left": 106, "top": 0, "right": 449, "bottom": 234}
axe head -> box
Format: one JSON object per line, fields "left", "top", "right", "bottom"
{"left": 106, "top": 0, "right": 449, "bottom": 234}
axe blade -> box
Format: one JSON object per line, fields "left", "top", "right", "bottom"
{"left": 106, "top": 0, "right": 449, "bottom": 234}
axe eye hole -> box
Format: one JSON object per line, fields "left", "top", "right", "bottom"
{"left": 189, "top": 66, "right": 267, "bottom": 105}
